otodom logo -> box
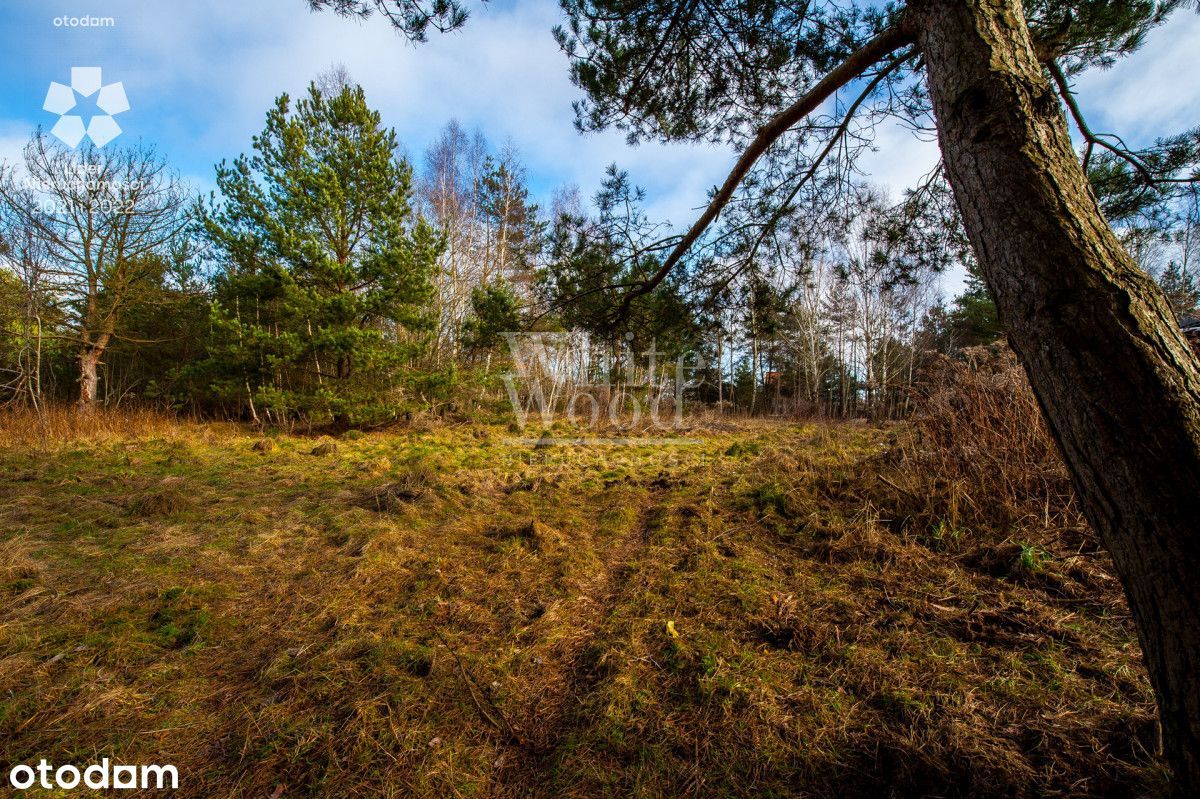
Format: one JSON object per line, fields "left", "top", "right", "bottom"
{"left": 8, "top": 758, "right": 178, "bottom": 790}
{"left": 43, "top": 67, "right": 129, "bottom": 147}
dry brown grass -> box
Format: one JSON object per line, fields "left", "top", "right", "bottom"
{"left": 905, "top": 345, "right": 1079, "bottom": 528}
{"left": 0, "top": 415, "right": 1166, "bottom": 798}
{"left": 858, "top": 346, "right": 1136, "bottom": 709}
{"left": 0, "top": 405, "right": 205, "bottom": 450}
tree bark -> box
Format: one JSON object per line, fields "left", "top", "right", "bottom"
{"left": 913, "top": 0, "right": 1200, "bottom": 791}
{"left": 77, "top": 346, "right": 103, "bottom": 412}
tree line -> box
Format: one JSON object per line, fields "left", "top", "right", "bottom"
{"left": 2, "top": 74, "right": 1197, "bottom": 428}
{"left": 3, "top": 73, "right": 1197, "bottom": 429}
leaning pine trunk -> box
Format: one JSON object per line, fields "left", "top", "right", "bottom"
{"left": 913, "top": 0, "right": 1200, "bottom": 791}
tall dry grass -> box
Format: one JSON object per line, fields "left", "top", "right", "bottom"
{"left": 0, "top": 404, "right": 195, "bottom": 450}
{"left": 888, "top": 345, "right": 1085, "bottom": 537}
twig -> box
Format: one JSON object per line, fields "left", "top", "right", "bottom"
{"left": 428, "top": 624, "right": 525, "bottom": 746}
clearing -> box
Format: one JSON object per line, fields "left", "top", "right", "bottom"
{"left": 0, "top": 420, "right": 1161, "bottom": 797}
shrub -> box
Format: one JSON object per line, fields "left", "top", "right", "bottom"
{"left": 890, "top": 344, "right": 1084, "bottom": 537}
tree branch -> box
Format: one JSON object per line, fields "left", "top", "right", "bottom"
{"left": 740, "top": 48, "right": 916, "bottom": 269}
{"left": 612, "top": 20, "right": 916, "bottom": 321}
{"left": 1049, "top": 60, "right": 1157, "bottom": 183}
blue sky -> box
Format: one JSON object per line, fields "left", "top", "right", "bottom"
{"left": 0, "top": 0, "right": 731, "bottom": 219}
{"left": 2, "top": 1, "right": 1199, "bottom": 294}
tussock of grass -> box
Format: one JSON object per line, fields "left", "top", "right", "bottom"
{"left": 128, "top": 482, "right": 195, "bottom": 518}
{"left": 0, "top": 410, "right": 1164, "bottom": 798}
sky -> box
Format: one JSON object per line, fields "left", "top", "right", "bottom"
{"left": 1, "top": 1, "right": 1198, "bottom": 297}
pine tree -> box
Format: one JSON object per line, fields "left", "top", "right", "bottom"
{"left": 1158, "top": 260, "right": 1200, "bottom": 319}
{"left": 461, "top": 280, "right": 522, "bottom": 355}
{"left": 479, "top": 150, "right": 544, "bottom": 289}
{"left": 947, "top": 265, "right": 1002, "bottom": 349}
{"left": 196, "top": 82, "right": 442, "bottom": 426}
{"left": 540, "top": 165, "right": 696, "bottom": 352}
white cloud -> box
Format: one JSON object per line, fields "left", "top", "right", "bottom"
{"left": 55, "top": 0, "right": 736, "bottom": 233}
{"left": 1072, "top": 11, "right": 1200, "bottom": 143}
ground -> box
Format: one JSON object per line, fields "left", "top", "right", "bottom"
{"left": 0, "top": 419, "right": 1164, "bottom": 797}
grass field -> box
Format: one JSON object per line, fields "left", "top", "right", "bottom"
{"left": 0, "top": 416, "right": 1165, "bottom": 797}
